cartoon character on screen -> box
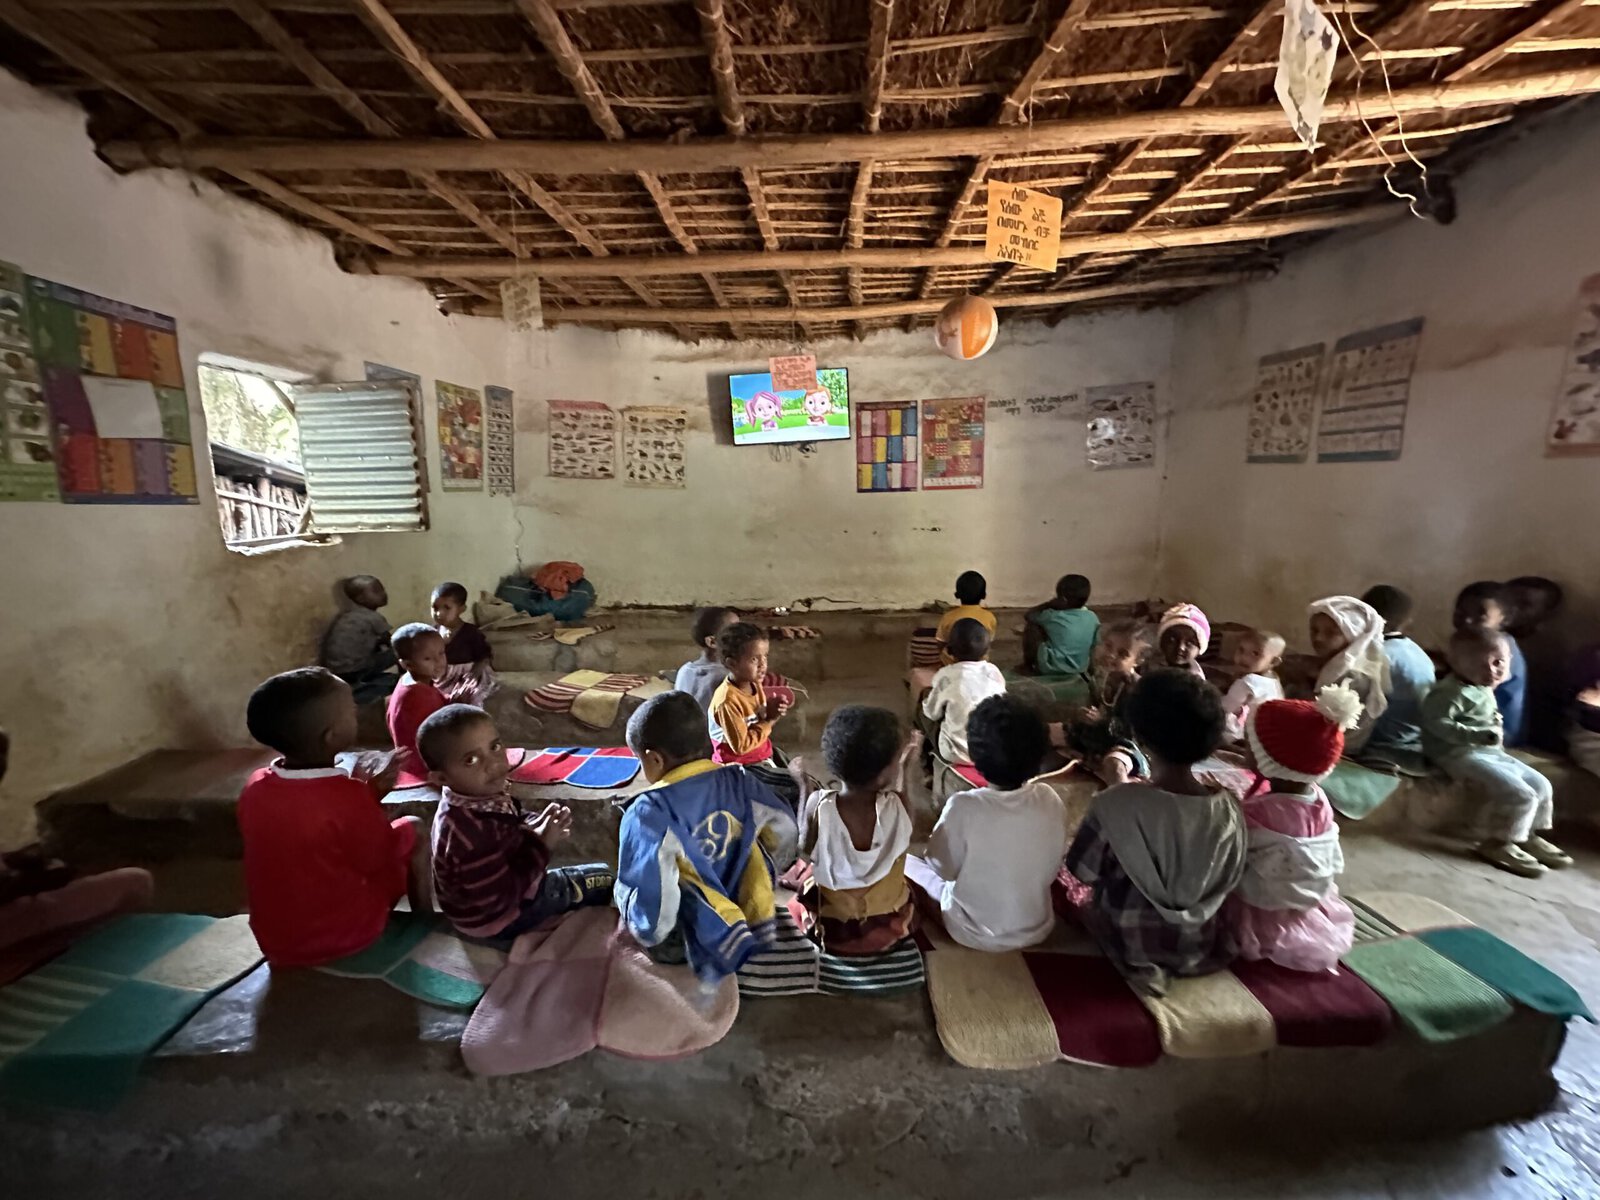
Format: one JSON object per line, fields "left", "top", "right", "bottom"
{"left": 745, "top": 390, "right": 782, "bottom": 433}
{"left": 802, "top": 387, "right": 833, "bottom": 426}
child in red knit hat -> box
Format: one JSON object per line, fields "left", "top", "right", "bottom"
{"left": 1227, "top": 684, "right": 1361, "bottom": 972}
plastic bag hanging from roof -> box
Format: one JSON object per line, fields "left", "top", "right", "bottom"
{"left": 500, "top": 274, "right": 542, "bottom": 333}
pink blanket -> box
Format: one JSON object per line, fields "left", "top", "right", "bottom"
{"left": 460, "top": 907, "right": 738, "bottom": 1076}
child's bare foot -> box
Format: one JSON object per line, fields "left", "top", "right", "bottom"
{"left": 1475, "top": 840, "right": 1546, "bottom": 878}
{"left": 1522, "top": 835, "right": 1573, "bottom": 869}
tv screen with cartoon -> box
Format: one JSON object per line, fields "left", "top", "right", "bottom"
{"left": 729, "top": 367, "right": 850, "bottom": 445}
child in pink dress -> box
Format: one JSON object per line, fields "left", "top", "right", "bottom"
{"left": 1228, "top": 684, "right": 1360, "bottom": 973}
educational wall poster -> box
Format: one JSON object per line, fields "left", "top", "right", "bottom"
{"left": 0, "top": 263, "right": 57, "bottom": 502}
{"left": 27, "top": 275, "right": 197, "bottom": 504}
{"left": 622, "top": 405, "right": 688, "bottom": 488}
{"left": 1085, "top": 382, "right": 1157, "bottom": 470}
{"left": 767, "top": 354, "right": 817, "bottom": 392}
{"left": 485, "top": 384, "right": 515, "bottom": 494}
{"left": 1316, "top": 317, "right": 1424, "bottom": 463}
{"left": 856, "top": 401, "right": 919, "bottom": 492}
{"left": 921, "top": 397, "right": 984, "bottom": 490}
{"left": 548, "top": 399, "right": 615, "bottom": 480}
{"left": 1546, "top": 273, "right": 1600, "bottom": 456}
{"left": 435, "top": 380, "right": 484, "bottom": 490}
{"left": 1248, "top": 343, "right": 1325, "bottom": 463}
{"left": 985, "top": 182, "right": 1062, "bottom": 272}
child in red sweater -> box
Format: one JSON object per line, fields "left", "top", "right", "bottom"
{"left": 387, "top": 622, "right": 448, "bottom": 786}
{"left": 238, "top": 668, "right": 429, "bottom": 967}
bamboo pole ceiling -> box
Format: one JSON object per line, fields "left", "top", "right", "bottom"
{"left": 3, "top": 0, "right": 1598, "bottom": 342}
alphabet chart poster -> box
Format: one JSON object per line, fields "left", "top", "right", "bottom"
{"left": 856, "top": 401, "right": 919, "bottom": 492}
{"left": 1316, "top": 317, "right": 1423, "bottom": 463}
{"left": 548, "top": 399, "right": 615, "bottom": 479}
{"left": 28, "top": 275, "right": 197, "bottom": 504}
{"left": 921, "top": 397, "right": 985, "bottom": 490}
{"left": 485, "top": 384, "right": 515, "bottom": 494}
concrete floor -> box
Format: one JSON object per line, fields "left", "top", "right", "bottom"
{"left": 6, "top": 676, "right": 1600, "bottom": 1198}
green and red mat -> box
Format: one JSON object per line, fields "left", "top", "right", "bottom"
{"left": 924, "top": 890, "right": 1592, "bottom": 1070}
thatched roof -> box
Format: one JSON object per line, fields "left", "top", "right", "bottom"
{"left": 3, "top": 0, "right": 1598, "bottom": 342}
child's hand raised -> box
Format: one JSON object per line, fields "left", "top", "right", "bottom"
{"left": 526, "top": 803, "right": 573, "bottom": 846}
{"left": 762, "top": 696, "right": 789, "bottom": 722}
{"left": 352, "top": 748, "right": 404, "bottom": 798}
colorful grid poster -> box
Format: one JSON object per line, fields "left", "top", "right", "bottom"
{"left": 1248, "top": 343, "right": 1324, "bottom": 463}
{"left": 485, "top": 384, "right": 515, "bottom": 494}
{"left": 1546, "top": 273, "right": 1600, "bottom": 456}
{"left": 27, "top": 276, "right": 197, "bottom": 504}
{"left": 921, "top": 397, "right": 984, "bottom": 490}
{"left": 855, "top": 401, "right": 919, "bottom": 492}
{"left": 548, "top": 400, "right": 615, "bottom": 480}
{"left": 0, "top": 263, "right": 56, "bottom": 502}
{"left": 436, "top": 381, "right": 484, "bottom": 490}
{"left": 1316, "top": 317, "right": 1424, "bottom": 463}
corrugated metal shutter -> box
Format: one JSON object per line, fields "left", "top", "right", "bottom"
{"left": 286, "top": 381, "right": 426, "bottom": 533}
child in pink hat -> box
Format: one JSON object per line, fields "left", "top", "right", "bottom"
{"left": 1157, "top": 603, "right": 1210, "bottom": 679}
{"left": 1227, "top": 685, "right": 1360, "bottom": 972}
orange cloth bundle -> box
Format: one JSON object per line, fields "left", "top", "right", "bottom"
{"left": 532, "top": 560, "right": 585, "bottom": 599}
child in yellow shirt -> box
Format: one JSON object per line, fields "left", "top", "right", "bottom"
{"left": 935, "top": 570, "right": 998, "bottom": 665}
{"left": 709, "top": 622, "right": 798, "bottom": 808}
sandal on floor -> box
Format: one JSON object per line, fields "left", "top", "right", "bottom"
{"left": 1522, "top": 836, "right": 1574, "bottom": 870}
{"left": 1475, "top": 841, "right": 1546, "bottom": 878}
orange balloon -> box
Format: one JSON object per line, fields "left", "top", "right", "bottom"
{"left": 933, "top": 294, "right": 999, "bottom": 361}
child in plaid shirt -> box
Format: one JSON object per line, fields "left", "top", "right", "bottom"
{"left": 1066, "top": 669, "right": 1247, "bottom": 996}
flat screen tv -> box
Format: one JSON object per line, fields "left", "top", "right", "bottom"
{"left": 729, "top": 367, "right": 850, "bottom": 445}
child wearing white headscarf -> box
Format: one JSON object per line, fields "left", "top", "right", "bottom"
{"left": 1306, "top": 596, "right": 1390, "bottom": 754}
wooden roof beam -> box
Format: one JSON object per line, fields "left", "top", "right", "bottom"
{"left": 848, "top": 0, "right": 894, "bottom": 336}
{"left": 516, "top": 0, "right": 731, "bottom": 331}
{"left": 105, "top": 68, "right": 1600, "bottom": 174}
{"left": 348, "top": 206, "right": 1399, "bottom": 278}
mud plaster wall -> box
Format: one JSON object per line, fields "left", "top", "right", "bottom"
{"left": 1162, "top": 102, "right": 1600, "bottom": 654}
{"left": 0, "top": 75, "right": 518, "bottom": 838}
{"left": 505, "top": 314, "right": 1175, "bottom": 611}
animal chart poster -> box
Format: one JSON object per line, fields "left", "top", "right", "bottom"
{"left": 1085, "top": 382, "right": 1157, "bottom": 469}
{"left": 1546, "top": 273, "right": 1600, "bottom": 456}
{"left": 1248, "top": 343, "right": 1324, "bottom": 463}
{"left": 1316, "top": 317, "right": 1424, "bottom": 463}
{"left": 623, "top": 405, "right": 688, "bottom": 488}
{"left": 436, "top": 380, "right": 484, "bottom": 490}
{"left": 549, "top": 399, "right": 615, "bottom": 480}
{"left": 485, "top": 384, "right": 515, "bottom": 494}
{"left": 27, "top": 275, "right": 197, "bottom": 504}
{"left": 0, "top": 263, "right": 56, "bottom": 502}
{"left": 921, "top": 397, "right": 984, "bottom": 490}
{"left": 856, "top": 401, "right": 919, "bottom": 493}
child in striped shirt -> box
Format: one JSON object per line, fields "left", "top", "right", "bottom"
{"left": 420, "top": 705, "right": 613, "bottom": 942}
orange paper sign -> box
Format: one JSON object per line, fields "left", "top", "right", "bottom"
{"left": 768, "top": 354, "right": 818, "bottom": 391}
{"left": 985, "top": 183, "right": 1062, "bottom": 272}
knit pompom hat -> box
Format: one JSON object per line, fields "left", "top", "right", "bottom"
{"left": 1158, "top": 603, "right": 1211, "bottom": 654}
{"left": 1245, "top": 684, "right": 1364, "bottom": 784}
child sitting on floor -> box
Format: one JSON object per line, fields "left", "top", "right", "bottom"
{"left": 1505, "top": 576, "right": 1565, "bottom": 749}
{"left": 1228, "top": 686, "right": 1360, "bottom": 973}
{"left": 1156, "top": 603, "right": 1210, "bottom": 679}
{"left": 616, "top": 691, "right": 796, "bottom": 982}
{"left": 709, "top": 620, "right": 798, "bottom": 807}
{"left": 1221, "top": 628, "right": 1286, "bottom": 742}
{"left": 420, "top": 704, "right": 613, "bottom": 943}
{"left": 674, "top": 605, "right": 739, "bottom": 712}
{"left": 905, "top": 695, "right": 1068, "bottom": 952}
{"left": 387, "top": 623, "right": 449, "bottom": 784}
{"left": 935, "top": 570, "right": 998, "bottom": 665}
{"left": 1359, "top": 584, "right": 1435, "bottom": 773}
{"left": 920, "top": 617, "right": 1006, "bottom": 765}
{"left": 1090, "top": 620, "right": 1146, "bottom": 711}
{"left": 1422, "top": 627, "right": 1569, "bottom": 878}
{"left": 238, "top": 668, "right": 429, "bottom": 967}
{"left": 1307, "top": 595, "right": 1389, "bottom": 755}
{"left": 320, "top": 574, "right": 397, "bottom": 702}
{"left": 1065, "top": 670, "right": 1247, "bottom": 996}
{"left": 1024, "top": 573, "right": 1100, "bottom": 677}
{"left": 1064, "top": 713, "right": 1148, "bottom": 786}
{"left": 431, "top": 581, "right": 497, "bottom": 707}
{"left": 793, "top": 707, "right": 921, "bottom": 956}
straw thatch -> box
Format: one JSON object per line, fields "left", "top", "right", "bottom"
{"left": 3, "top": 0, "right": 1598, "bottom": 341}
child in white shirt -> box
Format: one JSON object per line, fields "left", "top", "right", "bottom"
{"left": 1222, "top": 628, "right": 1286, "bottom": 742}
{"left": 906, "top": 694, "right": 1067, "bottom": 951}
{"left": 920, "top": 617, "right": 1006, "bottom": 765}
